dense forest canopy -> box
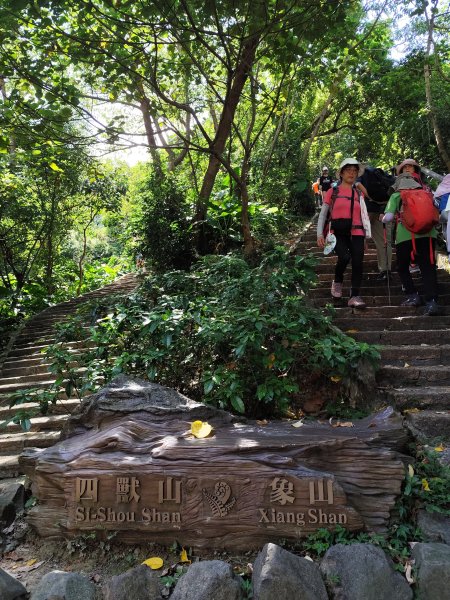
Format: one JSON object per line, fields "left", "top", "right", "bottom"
{"left": 0, "top": 0, "right": 449, "bottom": 313}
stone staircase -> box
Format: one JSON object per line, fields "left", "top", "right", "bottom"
{"left": 1, "top": 230, "right": 449, "bottom": 480}
{"left": 0, "top": 274, "right": 138, "bottom": 478}
{"left": 295, "top": 223, "right": 450, "bottom": 441}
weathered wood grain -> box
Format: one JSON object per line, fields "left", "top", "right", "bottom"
{"left": 21, "top": 376, "right": 407, "bottom": 550}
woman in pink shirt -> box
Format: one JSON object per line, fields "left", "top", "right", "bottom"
{"left": 317, "top": 158, "right": 371, "bottom": 308}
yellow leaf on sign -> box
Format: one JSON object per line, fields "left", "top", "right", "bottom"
{"left": 142, "top": 557, "right": 164, "bottom": 570}
{"left": 434, "top": 444, "right": 445, "bottom": 452}
{"left": 180, "top": 548, "right": 191, "bottom": 564}
{"left": 190, "top": 420, "right": 213, "bottom": 438}
{"left": 421, "top": 479, "right": 430, "bottom": 492}
{"left": 26, "top": 559, "right": 37, "bottom": 567}
{"left": 408, "top": 464, "right": 414, "bottom": 477}
{"left": 49, "top": 162, "right": 64, "bottom": 172}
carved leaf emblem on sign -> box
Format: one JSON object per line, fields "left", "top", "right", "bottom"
{"left": 203, "top": 481, "right": 236, "bottom": 517}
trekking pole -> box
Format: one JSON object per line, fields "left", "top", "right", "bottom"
{"left": 383, "top": 223, "right": 391, "bottom": 305}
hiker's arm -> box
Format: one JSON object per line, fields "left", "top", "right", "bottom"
{"left": 317, "top": 204, "right": 329, "bottom": 248}
{"left": 381, "top": 192, "right": 399, "bottom": 222}
{"left": 356, "top": 181, "right": 369, "bottom": 198}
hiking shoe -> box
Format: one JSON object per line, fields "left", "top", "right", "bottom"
{"left": 331, "top": 281, "right": 343, "bottom": 298}
{"left": 423, "top": 299, "right": 442, "bottom": 316}
{"left": 348, "top": 296, "right": 366, "bottom": 308}
{"left": 409, "top": 263, "right": 420, "bottom": 274}
{"left": 401, "top": 293, "right": 422, "bottom": 307}
{"left": 376, "top": 270, "right": 391, "bottom": 281}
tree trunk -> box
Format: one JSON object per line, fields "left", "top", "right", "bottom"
{"left": 194, "top": 34, "right": 261, "bottom": 236}
{"left": 424, "top": 1, "right": 450, "bottom": 171}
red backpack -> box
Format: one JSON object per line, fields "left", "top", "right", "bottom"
{"left": 399, "top": 189, "right": 439, "bottom": 234}
{"left": 399, "top": 189, "right": 439, "bottom": 262}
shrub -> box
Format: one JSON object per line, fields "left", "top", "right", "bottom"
{"left": 38, "top": 247, "right": 379, "bottom": 417}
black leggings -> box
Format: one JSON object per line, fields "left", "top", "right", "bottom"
{"left": 396, "top": 237, "right": 438, "bottom": 301}
{"left": 334, "top": 235, "right": 365, "bottom": 297}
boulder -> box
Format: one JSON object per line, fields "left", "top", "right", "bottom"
{"left": 170, "top": 560, "right": 242, "bottom": 600}
{"left": 0, "top": 567, "right": 28, "bottom": 600}
{"left": 417, "top": 510, "right": 450, "bottom": 545}
{"left": 252, "top": 542, "right": 327, "bottom": 600}
{"left": 30, "top": 570, "right": 96, "bottom": 600}
{"left": 320, "top": 543, "right": 412, "bottom": 599}
{"left": 0, "top": 478, "right": 25, "bottom": 526}
{"left": 102, "top": 564, "right": 163, "bottom": 600}
{"left": 411, "top": 542, "right": 450, "bottom": 599}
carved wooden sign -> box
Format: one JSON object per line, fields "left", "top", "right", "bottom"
{"left": 21, "top": 376, "right": 407, "bottom": 550}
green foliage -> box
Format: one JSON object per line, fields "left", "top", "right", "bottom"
{"left": 28, "top": 247, "right": 379, "bottom": 419}
{"left": 138, "top": 169, "right": 195, "bottom": 271}
{"left": 299, "top": 448, "right": 449, "bottom": 572}
{"left": 399, "top": 448, "right": 450, "bottom": 518}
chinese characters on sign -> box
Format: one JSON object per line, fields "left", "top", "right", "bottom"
{"left": 71, "top": 475, "right": 347, "bottom": 529}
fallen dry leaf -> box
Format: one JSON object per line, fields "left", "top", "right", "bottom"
{"left": 403, "top": 408, "right": 420, "bottom": 414}
{"left": 408, "top": 464, "right": 415, "bottom": 477}
{"left": 422, "top": 478, "right": 430, "bottom": 491}
{"left": 405, "top": 562, "right": 415, "bottom": 584}
{"left": 142, "top": 557, "right": 164, "bottom": 570}
{"left": 256, "top": 419, "right": 269, "bottom": 426}
{"left": 15, "top": 561, "right": 45, "bottom": 573}
{"left": 292, "top": 420, "right": 304, "bottom": 428}
{"left": 346, "top": 329, "right": 359, "bottom": 333}
{"left": 179, "top": 548, "right": 191, "bottom": 564}
{"left": 404, "top": 362, "right": 410, "bottom": 368}
{"left": 434, "top": 444, "right": 445, "bottom": 452}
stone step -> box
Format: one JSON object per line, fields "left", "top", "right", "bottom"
{"left": 347, "top": 328, "right": 450, "bottom": 345}
{"left": 0, "top": 430, "right": 61, "bottom": 452}
{"left": 3, "top": 413, "right": 69, "bottom": 434}
{"left": 404, "top": 410, "right": 450, "bottom": 443}
{"left": 311, "top": 281, "right": 450, "bottom": 295}
{"left": 378, "top": 364, "right": 450, "bottom": 386}
{"left": 1, "top": 362, "right": 53, "bottom": 377}
{"left": 1, "top": 352, "right": 82, "bottom": 376}
{"left": 0, "top": 398, "right": 80, "bottom": 420}
{"left": 334, "top": 315, "right": 450, "bottom": 332}
{"left": 381, "top": 386, "right": 450, "bottom": 411}
{"left": 0, "top": 379, "right": 70, "bottom": 396}
{"left": 312, "top": 293, "right": 450, "bottom": 308}
{"left": 6, "top": 340, "right": 89, "bottom": 358}
{"left": 317, "top": 272, "right": 425, "bottom": 282}
{"left": 331, "top": 306, "right": 441, "bottom": 319}
{"left": 0, "top": 453, "right": 26, "bottom": 478}
{"left": 0, "top": 372, "right": 59, "bottom": 387}
{"left": 379, "top": 344, "right": 450, "bottom": 365}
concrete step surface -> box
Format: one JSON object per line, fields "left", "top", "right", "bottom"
{"left": 0, "top": 273, "right": 138, "bottom": 478}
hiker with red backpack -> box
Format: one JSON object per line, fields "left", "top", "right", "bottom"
{"left": 317, "top": 158, "right": 371, "bottom": 308}
{"left": 381, "top": 159, "right": 441, "bottom": 316}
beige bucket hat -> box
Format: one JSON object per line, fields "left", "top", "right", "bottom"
{"left": 396, "top": 158, "right": 420, "bottom": 175}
